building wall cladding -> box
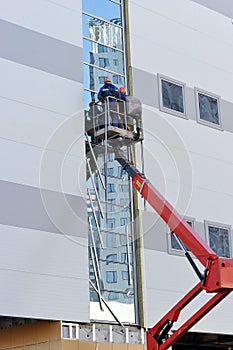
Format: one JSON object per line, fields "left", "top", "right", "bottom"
{"left": 0, "top": 1, "right": 89, "bottom": 321}
{"left": 128, "top": 0, "right": 233, "bottom": 334}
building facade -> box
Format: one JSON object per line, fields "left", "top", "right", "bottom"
{"left": 0, "top": 0, "right": 233, "bottom": 349}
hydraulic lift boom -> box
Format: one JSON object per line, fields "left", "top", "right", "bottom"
{"left": 116, "top": 155, "right": 233, "bottom": 350}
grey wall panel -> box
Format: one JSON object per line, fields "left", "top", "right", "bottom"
{"left": 191, "top": 0, "right": 233, "bottom": 18}
{"left": 0, "top": 19, "right": 83, "bottom": 82}
{"left": 132, "top": 68, "right": 159, "bottom": 108}
{"left": 142, "top": 209, "right": 208, "bottom": 253}
{"left": 142, "top": 211, "right": 167, "bottom": 251}
{"left": 0, "top": 180, "right": 87, "bottom": 238}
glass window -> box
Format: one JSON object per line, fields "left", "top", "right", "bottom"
{"left": 99, "top": 76, "right": 106, "bottom": 84}
{"left": 106, "top": 233, "right": 117, "bottom": 248}
{"left": 99, "top": 57, "right": 110, "bottom": 68}
{"left": 62, "top": 325, "right": 70, "bottom": 339}
{"left": 82, "top": 0, "right": 122, "bottom": 26}
{"left": 107, "top": 183, "right": 115, "bottom": 193}
{"left": 107, "top": 167, "right": 114, "bottom": 176}
{"left": 120, "top": 217, "right": 128, "bottom": 226}
{"left": 122, "top": 271, "right": 128, "bottom": 280}
{"left": 118, "top": 166, "right": 127, "bottom": 178}
{"left": 160, "top": 77, "right": 185, "bottom": 114}
{"left": 113, "top": 59, "right": 119, "bottom": 66}
{"left": 106, "top": 271, "right": 117, "bottom": 283}
{"left": 107, "top": 218, "right": 116, "bottom": 229}
{"left": 171, "top": 220, "right": 193, "bottom": 251}
{"left": 108, "top": 291, "right": 119, "bottom": 300}
{"left": 113, "top": 75, "right": 123, "bottom": 84}
{"left": 83, "top": 39, "right": 124, "bottom": 74}
{"left": 197, "top": 91, "right": 220, "bottom": 125}
{"left": 84, "top": 63, "right": 125, "bottom": 94}
{"left": 107, "top": 198, "right": 116, "bottom": 212}
{"left": 208, "top": 225, "right": 231, "bottom": 258}
{"left": 121, "top": 252, "right": 132, "bottom": 264}
{"left": 106, "top": 253, "right": 117, "bottom": 264}
{"left": 98, "top": 44, "right": 108, "bottom": 53}
{"left": 82, "top": 13, "right": 123, "bottom": 50}
{"left": 119, "top": 184, "right": 129, "bottom": 192}
{"left": 72, "top": 326, "right": 76, "bottom": 339}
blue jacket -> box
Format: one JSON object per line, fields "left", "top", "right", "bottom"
{"left": 98, "top": 83, "right": 119, "bottom": 102}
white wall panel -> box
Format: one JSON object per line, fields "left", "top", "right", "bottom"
{"left": 129, "top": 0, "right": 233, "bottom": 101}
{"left": 0, "top": 224, "right": 89, "bottom": 321}
{"left": 0, "top": 0, "right": 82, "bottom": 46}
{"left": 0, "top": 138, "right": 86, "bottom": 196}
{"left": 0, "top": 58, "right": 83, "bottom": 116}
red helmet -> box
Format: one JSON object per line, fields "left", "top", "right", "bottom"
{"left": 104, "top": 77, "right": 112, "bottom": 83}
{"left": 119, "top": 87, "right": 126, "bottom": 94}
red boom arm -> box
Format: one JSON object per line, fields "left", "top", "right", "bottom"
{"left": 116, "top": 156, "right": 233, "bottom": 350}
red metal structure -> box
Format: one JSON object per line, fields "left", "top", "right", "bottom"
{"left": 116, "top": 155, "right": 233, "bottom": 350}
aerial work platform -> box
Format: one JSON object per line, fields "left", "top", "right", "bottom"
{"left": 85, "top": 95, "right": 143, "bottom": 146}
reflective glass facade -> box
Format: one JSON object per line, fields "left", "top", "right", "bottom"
{"left": 82, "top": 0, "right": 138, "bottom": 324}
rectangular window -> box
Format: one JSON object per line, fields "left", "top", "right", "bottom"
{"left": 107, "top": 167, "right": 114, "bottom": 176}
{"left": 107, "top": 183, "right": 115, "bottom": 193}
{"left": 106, "top": 233, "right": 117, "bottom": 248}
{"left": 106, "top": 253, "right": 117, "bottom": 264}
{"left": 98, "top": 44, "right": 108, "bottom": 53}
{"left": 113, "top": 75, "right": 123, "bottom": 84}
{"left": 120, "top": 217, "right": 128, "bottom": 226}
{"left": 195, "top": 89, "right": 221, "bottom": 128}
{"left": 159, "top": 75, "right": 186, "bottom": 117}
{"left": 113, "top": 59, "right": 119, "bottom": 66}
{"left": 170, "top": 219, "right": 194, "bottom": 251}
{"left": 121, "top": 271, "right": 128, "bottom": 280}
{"left": 106, "top": 271, "right": 117, "bottom": 283}
{"left": 107, "top": 218, "right": 116, "bottom": 229}
{"left": 119, "top": 184, "right": 128, "bottom": 192}
{"left": 107, "top": 198, "right": 116, "bottom": 212}
{"left": 99, "top": 76, "right": 107, "bottom": 84}
{"left": 206, "top": 222, "right": 231, "bottom": 258}
{"left": 99, "top": 57, "right": 110, "bottom": 68}
{"left": 118, "top": 166, "right": 127, "bottom": 178}
{"left": 121, "top": 252, "right": 132, "bottom": 263}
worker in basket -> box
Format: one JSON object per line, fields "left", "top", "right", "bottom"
{"left": 118, "top": 87, "right": 143, "bottom": 140}
{"left": 118, "top": 86, "right": 127, "bottom": 129}
{"left": 97, "top": 77, "right": 121, "bottom": 128}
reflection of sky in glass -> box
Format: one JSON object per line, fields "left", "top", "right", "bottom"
{"left": 82, "top": 0, "right": 122, "bottom": 23}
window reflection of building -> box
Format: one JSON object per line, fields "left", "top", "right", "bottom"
{"left": 161, "top": 79, "right": 184, "bottom": 113}
{"left": 83, "top": 0, "right": 137, "bottom": 323}
{"left": 82, "top": 9, "right": 125, "bottom": 108}
{"left": 208, "top": 225, "right": 231, "bottom": 258}
{"left": 198, "top": 93, "right": 220, "bottom": 125}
